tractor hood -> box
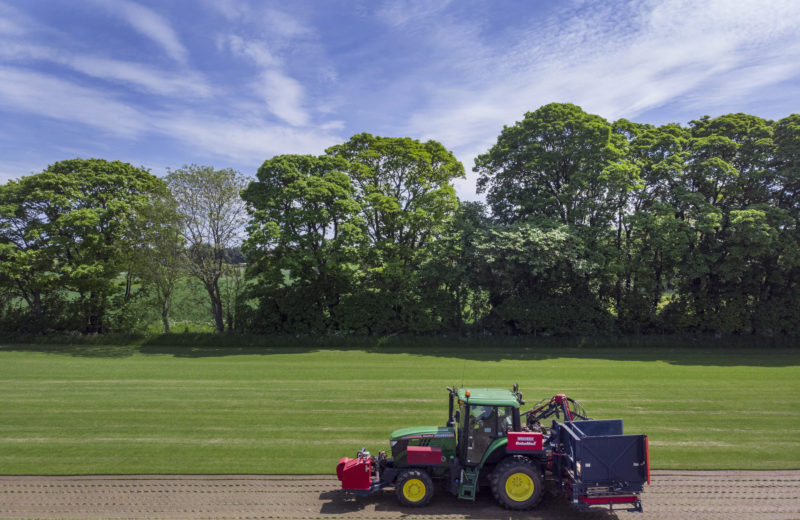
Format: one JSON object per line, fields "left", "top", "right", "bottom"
{"left": 390, "top": 426, "right": 455, "bottom": 442}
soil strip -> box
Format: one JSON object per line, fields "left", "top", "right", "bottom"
{"left": 0, "top": 470, "right": 798, "bottom": 520}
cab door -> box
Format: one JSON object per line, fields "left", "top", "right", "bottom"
{"left": 465, "top": 405, "right": 498, "bottom": 465}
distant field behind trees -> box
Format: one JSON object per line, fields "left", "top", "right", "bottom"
{"left": 1, "top": 103, "right": 799, "bottom": 337}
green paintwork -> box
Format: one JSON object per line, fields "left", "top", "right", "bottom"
{"left": 389, "top": 426, "right": 456, "bottom": 477}
{"left": 458, "top": 466, "right": 479, "bottom": 500}
{"left": 457, "top": 388, "right": 521, "bottom": 408}
{"left": 389, "top": 426, "right": 452, "bottom": 441}
{"left": 479, "top": 437, "right": 508, "bottom": 469}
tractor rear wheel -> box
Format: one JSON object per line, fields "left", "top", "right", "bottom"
{"left": 395, "top": 469, "right": 434, "bottom": 507}
{"left": 490, "top": 456, "right": 544, "bottom": 510}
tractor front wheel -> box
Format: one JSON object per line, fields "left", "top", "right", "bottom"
{"left": 396, "top": 469, "right": 434, "bottom": 507}
{"left": 490, "top": 456, "right": 544, "bottom": 510}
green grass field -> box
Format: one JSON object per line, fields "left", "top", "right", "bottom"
{"left": 0, "top": 340, "right": 798, "bottom": 474}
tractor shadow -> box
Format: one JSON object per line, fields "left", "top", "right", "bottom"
{"left": 318, "top": 487, "right": 618, "bottom": 519}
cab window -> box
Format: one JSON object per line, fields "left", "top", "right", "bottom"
{"left": 467, "top": 405, "right": 497, "bottom": 464}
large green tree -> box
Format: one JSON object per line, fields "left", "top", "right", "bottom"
{"left": 166, "top": 165, "right": 248, "bottom": 333}
{"left": 475, "top": 103, "right": 631, "bottom": 227}
{"left": 766, "top": 114, "right": 800, "bottom": 334}
{"left": 132, "top": 194, "right": 186, "bottom": 333}
{"left": 242, "top": 154, "right": 365, "bottom": 332}
{"left": 665, "top": 114, "right": 779, "bottom": 332}
{"left": 415, "top": 201, "right": 491, "bottom": 332}
{"left": 0, "top": 159, "right": 166, "bottom": 332}
{"left": 610, "top": 121, "right": 692, "bottom": 331}
{"left": 474, "top": 104, "right": 632, "bottom": 332}
{"left": 326, "top": 133, "right": 464, "bottom": 332}
{"left": 473, "top": 222, "right": 608, "bottom": 334}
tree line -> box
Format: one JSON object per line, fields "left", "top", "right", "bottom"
{"left": 1, "top": 103, "right": 798, "bottom": 336}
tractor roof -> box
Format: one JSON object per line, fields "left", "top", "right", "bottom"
{"left": 457, "top": 388, "right": 521, "bottom": 408}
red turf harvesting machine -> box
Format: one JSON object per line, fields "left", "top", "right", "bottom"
{"left": 337, "top": 386, "right": 650, "bottom": 513}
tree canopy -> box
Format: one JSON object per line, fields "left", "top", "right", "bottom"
{"left": 2, "top": 108, "right": 799, "bottom": 338}
{"left": 0, "top": 159, "right": 166, "bottom": 332}
{"left": 167, "top": 165, "right": 249, "bottom": 333}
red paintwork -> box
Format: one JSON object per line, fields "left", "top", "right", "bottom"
{"left": 553, "top": 394, "right": 574, "bottom": 420}
{"left": 579, "top": 495, "right": 638, "bottom": 505}
{"left": 336, "top": 456, "right": 372, "bottom": 490}
{"left": 507, "top": 431, "right": 543, "bottom": 451}
{"left": 336, "top": 457, "right": 347, "bottom": 480}
{"left": 407, "top": 446, "right": 443, "bottom": 465}
{"left": 645, "top": 435, "right": 651, "bottom": 485}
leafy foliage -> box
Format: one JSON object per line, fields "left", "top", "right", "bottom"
{"left": 242, "top": 135, "right": 464, "bottom": 334}
{"left": 2, "top": 107, "right": 799, "bottom": 337}
{"left": 242, "top": 154, "right": 364, "bottom": 332}
{"left": 473, "top": 105, "right": 800, "bottom": 335}
{"left": 0, "top": 159, "right": 166, "bottom": 332}
{"left": 167, "top": 165, "right": 249, "bottom": 333}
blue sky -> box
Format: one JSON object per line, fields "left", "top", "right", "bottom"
{"left": 1, "top": 0, "right": 799, "bottom": 200}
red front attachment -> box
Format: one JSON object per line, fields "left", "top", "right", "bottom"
{"left": 336, "top": 456, "right": 372, "bottom": 490}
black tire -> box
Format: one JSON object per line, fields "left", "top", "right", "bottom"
{"left": 395, "top": 469, "right": 434, "bottom": 507}
{"left": 489, "top": 456, "right": 544, "bottom": 510}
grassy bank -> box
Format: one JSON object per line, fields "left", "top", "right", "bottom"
{"left": 0, "top": 341, "right": 797, "bottom": 474}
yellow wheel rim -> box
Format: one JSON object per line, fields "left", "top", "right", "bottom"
{"left": 402, "top": 478, "right": 426, "bottom": 502}
{"left": 505, "top": 472, "right": 534, "bottom": 502}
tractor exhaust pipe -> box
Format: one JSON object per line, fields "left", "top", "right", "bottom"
{"left": 446, "top": 387, "right": 456, "bottom": 427}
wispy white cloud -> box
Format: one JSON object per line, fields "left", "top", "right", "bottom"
{"left": 0, "top": 1, "right": 36, "bottom": 36}
{"left": 256, "top": 70, "right": 308, "bottom": 127}
{"left": 206, "top": 1, "right": 312, "bottom": 41}
{"left": 3, "top": 0, "right": 797, "bottom": 203}
{"left": 0, "top": 1, "right": 337, "bottom": 175}
{"left": 92, "top": 0, "right": 188, "bottom": 64}
{"left": 0, "top": 16, "right": 22, "bottom": 36}
{"left": 221, "top": 34, "right": 310, "bottom": 127}
{"left": 0, "top": 160, "right": 43, "bottom": 184}
{"left": 261, "top": 7, "right": 313, "bottom": 40}
{"left": 0, "top": 66, "right": 148, "bottom": 137}
{"left": 223, "top": 34, "right": 277, "bottom": 68}
{"left": 0, "top": 1, "right": 209, "bottom": 99}
{"left": 0, "top": 63, "right": 340, "bottom": 171}
{"left": 204, "top": 0, "right": 249, "bottom": 21}
{"left": 375, "top": 0, "right": 454, "bottom": 27}
{"left": 0, "top": 42, "right": 212, "bottom": 98}
{"left": 397, "top": 0, "right": 800, "bottom": 195}
{"left": 67, "top": 55, "right": 212, "bottom": 98}
{"left": 210, "top": 3, "right": 324, "bottom": 128}
{"left": 154, "top": 111, "right": 341, "bottom": 164}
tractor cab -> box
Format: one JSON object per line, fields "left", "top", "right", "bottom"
{"left": 451, "top": 387, "right": 522, "bottom": 465}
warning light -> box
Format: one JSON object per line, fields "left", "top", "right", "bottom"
{"left": 465, "top": 391, "right": 471, "bottom": 397}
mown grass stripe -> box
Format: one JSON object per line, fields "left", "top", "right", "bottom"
{"left": 0, "top": 345, "right": 797, "bottom": 473}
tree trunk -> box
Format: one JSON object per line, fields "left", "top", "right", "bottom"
{"left": 86, "top": 292, "right": 103, "bottom": 334}
{"left": 16, "top": 280, "right": 45, "bottom": 327}
{"left": 206, "top": 280, "right": 225, "bottom": 333}
{"left": 125, "top": 269, "right": 134, "bottom": 301}
{"left": 161, "top": 297, "right": 171, "bottom": 334}
{"left": 31, "top": 292, "right": 44, "bottom": 325}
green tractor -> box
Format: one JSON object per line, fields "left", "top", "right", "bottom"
{"left": 337, "top": 385, "right": 649, "bottom": 512}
